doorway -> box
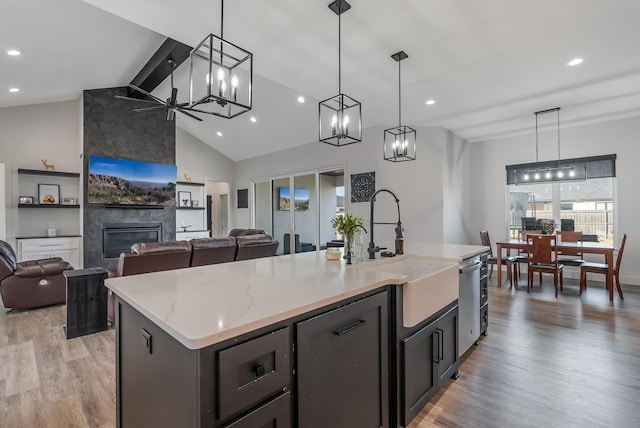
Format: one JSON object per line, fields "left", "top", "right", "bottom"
{"left": 206, "top": 181, "right": 230, "bottom": 237}
{"left": 254, "top": 167, "right": 345, "bottom": 255}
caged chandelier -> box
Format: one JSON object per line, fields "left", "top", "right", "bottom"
{"left": 319, "top": 0, "right": 362, "bottom": 146}
{"left": 383, "top": 51, "right": 416, "bottom": 162}
{"left": 188, "top": 0, "right": 253, "bottom": 119}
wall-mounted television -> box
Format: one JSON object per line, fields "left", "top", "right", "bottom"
{"left": 88, "top": 156, "right": 177, "bottom": 206}
{"left": 278, "top": 187, "right": 310, "bottom": 211}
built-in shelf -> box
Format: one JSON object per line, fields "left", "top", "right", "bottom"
{"left": 176, "top": 181, "right": 205, "bottom": 187}
{"left": 176, "top": 207, "right": 205, "bottom": 211}
{"left": 18, "top": 168, "right": 80, "bottom": 178}
{"left": 18, "top": 204, "right": 80, "bottom": 208}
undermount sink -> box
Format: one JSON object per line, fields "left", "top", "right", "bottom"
{"left": 366, "top": 255, "right": 459, "bottom": 327}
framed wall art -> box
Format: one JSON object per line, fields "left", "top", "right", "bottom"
{"left": 178, "top": 191, "right": 191, "bottom": 207}
{"left": 350, "top": 171, "right": 375, "bottom": 202}
{"left": 38, "top": 184, "right": 60, "bottom": 205}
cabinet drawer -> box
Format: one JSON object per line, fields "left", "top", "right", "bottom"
{"left": 20, "top": 237, "right": 79, "bottom": 252}
{"left": 217, "top": 327, "right": 290, "bottom": 421}
{"left": 223, "top": 391, "right": 291, "bottom": 428}
{"left": 480, "top": 303, "right": 489, "bottom": 335}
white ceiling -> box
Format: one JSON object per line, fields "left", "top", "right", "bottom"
{"left": 3, "top": 0, "right": 640, "bottom": 161}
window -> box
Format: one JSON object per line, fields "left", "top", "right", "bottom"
{"left": 506, "top": 154, "right": 616, "bottom": 243}
{"left": 508, "top": 177, "right": 614, "bottom": 243}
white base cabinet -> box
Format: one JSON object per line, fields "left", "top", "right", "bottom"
{"left": 176, "top": 231, "right": 210, "bottom": 241}
{"left": 17, "top": 237, "right": 82, "bottom": 269}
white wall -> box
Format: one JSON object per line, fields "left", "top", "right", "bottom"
{"left": 0, "top": 163, "right": 5, "bottom": 241}
{"left": 176, "top": 127, "right": 235, "bottom": 184}
{"left": 233, "top": 125, "right": 473, "bottom": 246}
{"left": 0, "top": 100, "right": 82, "bottom": 245}
{"left": 469, "top": 115, "right": 640, "bottom": 285}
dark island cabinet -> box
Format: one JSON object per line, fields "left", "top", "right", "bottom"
{"left": 396, "top": 302, "right": 459, "bottom": 426}
{"left": 296, "top": 291, "right": 389, "bottom": 428}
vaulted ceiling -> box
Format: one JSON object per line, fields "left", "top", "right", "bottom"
{"left": 3, "top": 0, "right": 640, "bottom": 161}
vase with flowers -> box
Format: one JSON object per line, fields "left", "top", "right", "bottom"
{"left": 331, "top": 213, "right": 367, "bottom": 263}
{"left": 541, "top": 218, "right": 557, "bottom": 235}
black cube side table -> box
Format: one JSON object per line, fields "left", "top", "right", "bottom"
{"left": 64, "top": 267, "right": 109, "bottom": 339}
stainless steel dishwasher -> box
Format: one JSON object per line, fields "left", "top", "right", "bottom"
{"left": 458, "top": 255, "right": 482, "bottom": 356}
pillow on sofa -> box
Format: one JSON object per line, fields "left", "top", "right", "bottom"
{"left": 131, "top": 241, "right": 192, "bottom": 255}
{"left": 229, "top": 228, "right": 266, "bottom": 237}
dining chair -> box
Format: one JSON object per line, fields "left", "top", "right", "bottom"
{"left": 527, "top": 234, "right": 564, "bottom": 297}
{"left": 479, "top": 231, "right": 517, "bottom": 287}
{"left": 556, "top": 231, "right": 585, "bottom": 266}
{"left": 580, "top": 233, "right": 627, "bottom": 299}
{"left": 514, "top": 230, "right": 542, "bottom": 279}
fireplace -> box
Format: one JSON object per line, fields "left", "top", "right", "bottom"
{"left": 102, "top": 222, "right": 163, "bottom": 259}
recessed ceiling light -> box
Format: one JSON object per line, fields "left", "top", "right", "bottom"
{"left": 9, "top": 88, "right": 20, "bottom": 93}
{"left": 297, "top": 96, "right": 305, "bottom": 103}
{"left": 250, "top": 116, "right": 257, "bottom": 123}
{"left": 216, "top": 131, "right": 222, "bottom": 137}
{"left": 7, "top": 50, "right": 21, "bottom": 56}
{"left": 567, "top": 58, "right": 583, "bottom": 66}
{"left": 425, "top": 99, "right": 436, "bottom": 105}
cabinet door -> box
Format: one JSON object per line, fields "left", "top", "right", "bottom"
{"left": 436, "top": 306, "right": 459, "bottom": 384}
{"left": 401, "top": 319, "right": 438, "bottom": 425}
{"left": 296, "top": 292, "right": 388, "bottom": 428}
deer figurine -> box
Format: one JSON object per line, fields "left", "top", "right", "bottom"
{"left": 41, "top": 159, "right": 55, "bottom": 171}
{"left": 183, "top": 173, "right": 192, "bottom": 183}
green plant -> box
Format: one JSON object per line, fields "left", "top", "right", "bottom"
{"left": 331, "top": 213, "right": 366, "bottom": 237}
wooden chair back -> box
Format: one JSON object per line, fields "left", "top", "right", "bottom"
{"left": 557, "top": 231, "right": 582, "bottom": 243}
{"left": 615, "top": 233, "right": 627, "bottom": 274}
{"left": 479, "top": 230, "right": 493, "bottom": 257}
{"left": 527, "top": 234, "right": 557, "bottom": 265}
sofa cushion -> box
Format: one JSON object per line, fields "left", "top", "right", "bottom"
{"left": 229, "top": 228, "right": 266, "bottom": 237}
{"left": 190, "top": 237, "right": 237, "bottom": 267}
{"left": 15, "top": 258, "right": 72, "bottom": 278}
{"left": 131, "top": 241, "right": 192, "bottom": 255}
{"left": 236, "top": 234, "right": 274, "bottom": 246}
{"left": 190, "top": 236, "right": 236, "bottom": 249}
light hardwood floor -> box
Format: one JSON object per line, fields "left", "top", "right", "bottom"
{"left": 1, "top": 277, "right": 640, "bottom": 427}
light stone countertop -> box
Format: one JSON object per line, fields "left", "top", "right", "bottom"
{"left": 105, "top": 242, "right": 488, "bottom": 349}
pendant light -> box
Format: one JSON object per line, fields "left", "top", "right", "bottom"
{"left": 514, "top": 107, "right": 586, "bottom": 184}
{"left": 383, "top": 51, "right": 416, "bottom": 162}
{"left": 319, "top": 0, "right": 362, "bottom": 146}
{"left": 188, "top": 0, "right": 253, "bottom": 119}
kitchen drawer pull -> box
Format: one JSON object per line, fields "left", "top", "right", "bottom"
{"left": 334, "top": 319, "right": 367, "bottom": 336}
{"left": 254, "top": 363, "right": 266, "bottom": 377}
{"left": 438, "top": 328, "right": 444, "bottom": 361}
{"left": 432, "top": 330, "right": 440, "bottom": 363}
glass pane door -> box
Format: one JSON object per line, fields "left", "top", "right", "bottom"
{"left": 272, "top": 177, "right": 291, "bottom": 255}
{"left": 293, "top": 173, "right": 317, "bottom": 253}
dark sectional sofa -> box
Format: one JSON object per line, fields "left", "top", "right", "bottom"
{"left": 107, "top": 230, "right": 279, "bottom": 322}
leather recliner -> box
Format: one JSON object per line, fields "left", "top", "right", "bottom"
{"left": 235, "top": 234, "right": 279, "bottom": 261}
{"left": 190, "top": 237, "right": 237, "bottom": 267}
{"left": 0, "top": 239, "right": 73, "bottom": 309}
{"left": 107, "top": 240, "right": 192, "bottom": 322}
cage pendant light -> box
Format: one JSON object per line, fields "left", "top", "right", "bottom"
{"left": 319, "top": 0, "right": 362, "bottom": 146}
{"left": 383, "top": 51, "right": 416, "bottom": 162}
{"left": 188, "top": 0, "right": 253, "bottom": 119}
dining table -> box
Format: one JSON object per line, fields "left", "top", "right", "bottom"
{"left": 495, "top": 238, "right": 616, "bottom": 301}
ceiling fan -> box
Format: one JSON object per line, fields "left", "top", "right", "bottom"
{"left": 116, "top": 59, "right": 203, "bottom": 122}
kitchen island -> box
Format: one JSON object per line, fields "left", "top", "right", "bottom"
{"left": 106, "top": 243, "right": 488, "bottom": 428}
